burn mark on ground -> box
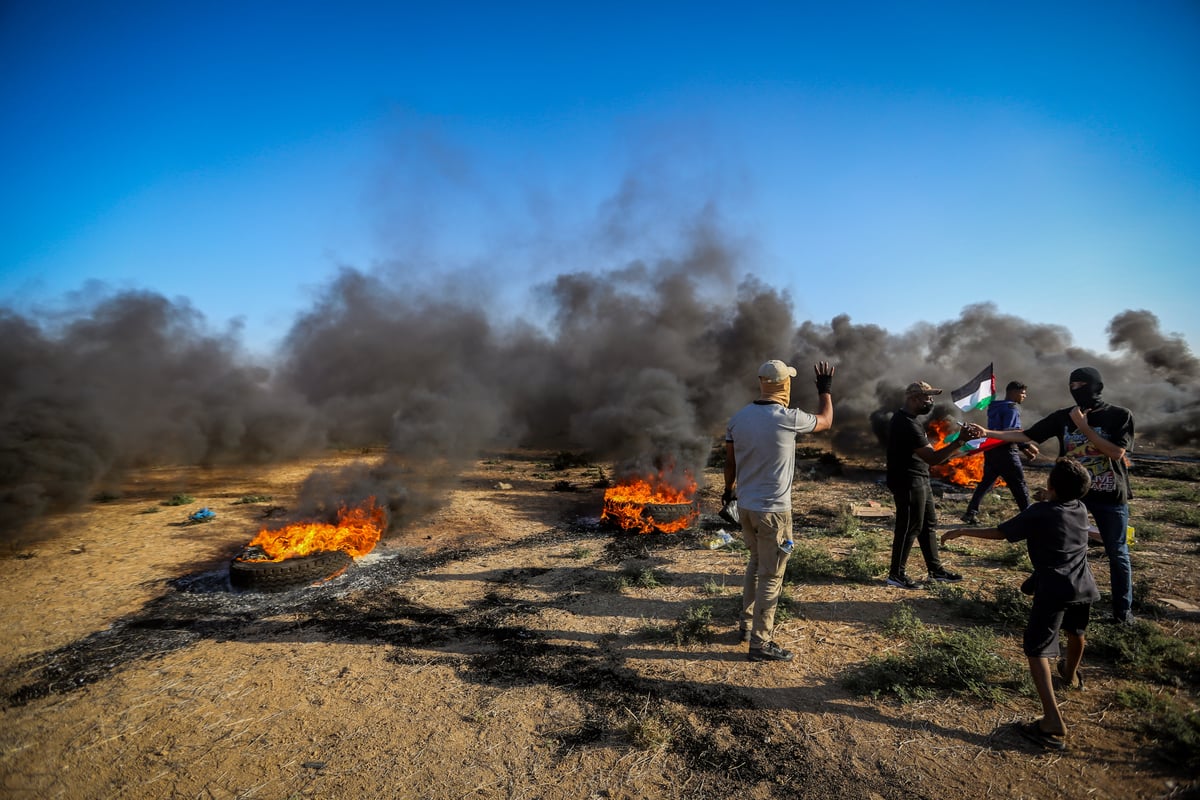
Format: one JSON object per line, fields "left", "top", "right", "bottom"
{"left": 1, "top": 517, "right": 911, "bottom": 798}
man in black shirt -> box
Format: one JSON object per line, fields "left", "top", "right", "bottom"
{"left": 885, "top": 381, "right": 977, "bottom": 589}
{"left": 977, "top": 367, "right": 1136, "bottom": 624}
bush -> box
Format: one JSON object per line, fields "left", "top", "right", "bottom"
{"left": 1143, "top": 504, "right": 1200, "bottom": 528}
{"left": 1087, "top": 619, "right": 1199, "bottom": 685}
{"left": 785, "top": 543, "right": 838, "bottom": 581}
{"left": 162, "top": 494, "right": 195, "bottom": 506}
{"left": 931, "top": 581, "right": 1031, "bottom": 630}
{"left": 1143, "top": 706, "right": 1200, "bottom": 774}
{"left": 610, "top": 566, "right": 665, "bottom": 592}
{"left": 843, "top": 622, "right": 1025, "bottom": 703}
{"left": 233, "top": 494, "right": 273, "bottom": 504}
{"left": 672, "top": 604, "right": 715, "bottom": 646}
{"left": 988, "top": 543, "right": 1033, "bottom": 571}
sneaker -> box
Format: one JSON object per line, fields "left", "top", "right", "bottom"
{"left": 886, "top": 574, "right": 920, "bottom": 590}
{"left": 929, "top": 568, "right": 963, "bottom": 583}
{"left": 748, "top": 641, "right": 794, "bottom": 662}
{"left": 961, "top": 510, "right": 979, "bottom": 525}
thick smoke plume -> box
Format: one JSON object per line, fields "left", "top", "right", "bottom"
{"left": 3, "top": 231, "right": 1197, "bottom": 543}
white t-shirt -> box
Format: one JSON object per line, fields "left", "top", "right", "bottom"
{"left": 725, "top": 401, "right": 818, "bottom": 513}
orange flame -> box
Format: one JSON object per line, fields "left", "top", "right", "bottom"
{"left": 240, "top": 498, "right": 385, "bottom": 562}
{"left": 602, "top": 472, "right": 699, "bottom": 534}
{"left": 927, "top": 419, "right": 1001, "bottom": 487}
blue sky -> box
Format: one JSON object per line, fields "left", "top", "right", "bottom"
{"left": 2, "top": 1, "right": 1198, "bottom": 356}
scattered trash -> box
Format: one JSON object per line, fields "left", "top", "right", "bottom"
{"left": 188, "top": 507, "right": 216, "bottom": 523}
{"left": 701, "top": 531, "right": 735, "bottom": 549}
{"left": 69, "top": 545, "right": 86, "bottom": 555}
{"left": 849, "top": 501, "right": 892, "bottom": 518}
{"left": 495, "top": 482, "right": 513, "bottom": 490}
{"left": 1158, "top": 598, "right": 1200, "bottom": 615}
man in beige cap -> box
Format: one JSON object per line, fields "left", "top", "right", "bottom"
{"left": 724, "top": 359, "right": 834, "bottom": 661}
{"left": 885, "top": 381, "right": 976, "bottom": 588}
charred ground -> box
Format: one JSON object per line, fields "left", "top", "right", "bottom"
{"left": 1, "top": 449, "right": 1197, "bottom": 800}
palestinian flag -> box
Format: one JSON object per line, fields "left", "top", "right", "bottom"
{"left": 951, "top": 364, "right": 995, "bottom": 412}
{"left": 956, "top": 435, "right": 1007, "bottom": 453}
{"left": 944, "top": 421, "right": 1006, "bottom": 452}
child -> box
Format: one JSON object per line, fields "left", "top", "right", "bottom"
{"left": 941, "top": 457, "right": 1098, "bottom": 751}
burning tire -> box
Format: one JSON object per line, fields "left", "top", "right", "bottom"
{"left": 641, "top": 503, "right": 697, "bottom": 525}
{"left": 229, "top": 550, "right": 352, "bottom": 592}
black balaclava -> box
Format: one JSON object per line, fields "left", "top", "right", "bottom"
{"left": 1069, "top": 367, "right": 1104, "bottom": 410}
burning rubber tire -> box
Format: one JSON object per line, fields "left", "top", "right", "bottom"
{"left": 641, "top": 503, "right": 696, "bottom": 524}
{"left": 229, "top": 550, "right": 352, "bottom": 592}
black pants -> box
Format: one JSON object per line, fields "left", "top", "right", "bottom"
{"left": 889, "top": 478, "right": 943, "bottom": 577}
{"left": 966, "top": 447, "right": 1030, "bottom": 514}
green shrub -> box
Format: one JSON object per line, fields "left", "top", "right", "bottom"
{"left": 233, "top": 494, "right": 273, "bottom": 504}
{"left": 1087, "top": 620, "right": 1199, "bottom": 685}
{"left": 1131, "top": 521, "right": 1166, "bottom": 542}
{"left": 931, "top": 581, "right": 1031, "bottom": 630}
{"left": 883, "top": 604, "right": 925, "bottom": 639}
{"left": 1142, "top": 504, "right": 1200, "bottom": 528}
{"left": 1114, "top": 684, "right": 1172, "bottom": 714}
{"left": 1142, "top": 706, "right": 1200, "bottom": 773}
{"left": 162, "top": 494, "right": 195, "bottom": 506}
{"left": 784, "top": 543, "right": 838, "bottom": 581}
{"left": 843, "top": 623, "right": 1024, "bottom": 703}
{"left": 672, "top": 604, "right": 715, "bottom": 646}
{"left": 988, "top": 543, "right": 1033, "bottom": 571}
{"left": 840, "top": 547, "right": 887, "bottom": 582}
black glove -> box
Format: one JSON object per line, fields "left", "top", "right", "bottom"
{"left": 815, "top": 372, "right": 834, "bottom": 394}
{"left": 721, "top": 487, "right": 735, "bottom": 505}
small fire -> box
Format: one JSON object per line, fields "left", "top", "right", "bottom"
{"left": 927, "top": 419, "right": 1000, "bottom": 487}
{"left": 602, "top": 472, "right": 699, "bottom": 534}
{"left": 239, "top": 497, "right": 385, "bottom": 562}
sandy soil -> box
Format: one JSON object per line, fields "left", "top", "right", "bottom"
{"left": 1, "top": 449, "right": 1197, "bottom": 800}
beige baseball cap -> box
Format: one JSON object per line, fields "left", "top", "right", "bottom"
{"left": 758, "top": 360, "right": 798, "bottom": 383}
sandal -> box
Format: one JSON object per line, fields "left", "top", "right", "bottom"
{"left": 1056, "top": 659, "right": 1084, "bottom": 691}
{"left": 1016, "top": 720, "right": 1067, "bottom": 751}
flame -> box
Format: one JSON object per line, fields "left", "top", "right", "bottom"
{"left": 602, "top": 472, "right": 699, "bottom": 534}
{"left": 926, "top": 419, "right": 1001, "bottom": 487}
{"left": 239, "top": 497, "right": 385, "bottom": 562}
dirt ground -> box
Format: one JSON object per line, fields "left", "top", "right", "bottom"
{"left": 1, "top": 448, "right": 1198, "bottom": 800}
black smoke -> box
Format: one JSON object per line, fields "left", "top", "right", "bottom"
{"left": 3, "top": 239, "right": 1198, "bottom": 543}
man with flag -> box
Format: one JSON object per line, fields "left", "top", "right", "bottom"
{"left": 961, "top": 379, "right": 1035, "bottom": 524}
{"left": 885, "top": 381, "right": 977, "bottom": 589}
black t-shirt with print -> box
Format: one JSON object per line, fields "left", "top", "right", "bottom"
{"left": 886, "top": 408, "right": 929, "bottom": 490}
{"left": 1023, "top": 402, "right": 1135, "bottom": 506}
{"left": 997, "top": 500, "right": 1100, "bottom": 605}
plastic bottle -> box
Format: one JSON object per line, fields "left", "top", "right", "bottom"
{"left": 1126, "top": 526, "right": 1136, "bottom": 546}
{"left": 779, "top": 538, "right": 794, "bottom": 555}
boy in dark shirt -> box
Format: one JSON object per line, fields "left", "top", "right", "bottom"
{"left": 975, "top": 366, "right": 1135, "bottom": 624}
{"left": 941, "top": 457, "right": 1098, "bottom": 751}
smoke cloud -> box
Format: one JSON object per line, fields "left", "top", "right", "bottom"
{"left": 3, "top": 226, "right": 1197, "bottom": 543}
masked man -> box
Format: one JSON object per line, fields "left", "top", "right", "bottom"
{"left": 976, "top": 367, "right": 1136, "bottom": 624}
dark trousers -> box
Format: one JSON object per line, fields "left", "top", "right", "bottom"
{"left": 966, "top": 448, "right": 1030, "bottom": 514}
{"left": 889, "top": 478, "right": 943, "bottom": 577}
